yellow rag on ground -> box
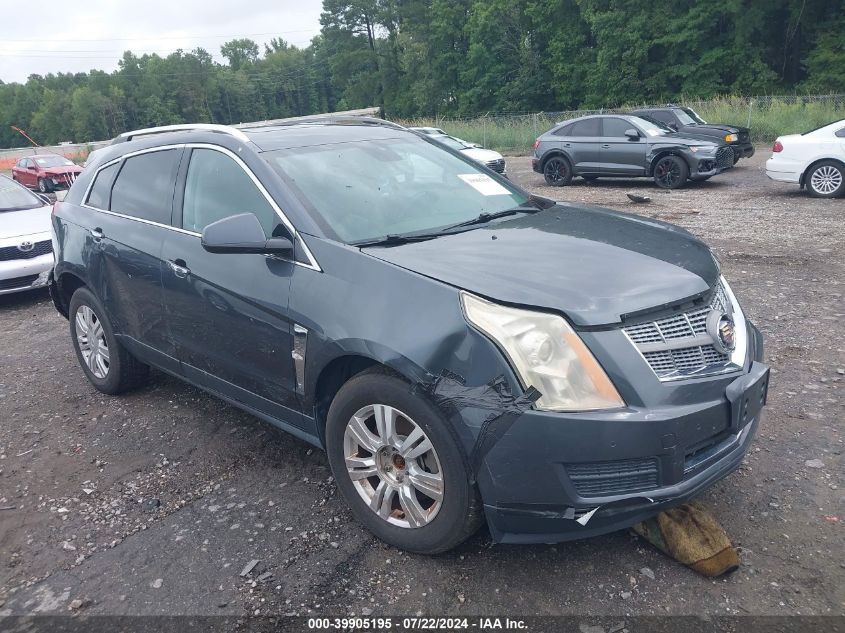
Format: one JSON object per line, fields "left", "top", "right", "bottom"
{"left": 631, "top": 501, "right": 740, "bottom": 577}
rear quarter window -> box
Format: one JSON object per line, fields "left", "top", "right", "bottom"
{"left": 552, "top": 124, "right": 573, "bottom": 136}
{"left": 85, "top": 162, "right": 119, "bottom": 210}
{"left": 110, "top": 150, "right": 180, "bottom": 224}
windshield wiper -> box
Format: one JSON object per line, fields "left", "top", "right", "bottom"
{"left": 353, "top": 233, "right": 443, "bottom": 248}
{"left": 439, "top": 200, "right": 547, "bottom": 231}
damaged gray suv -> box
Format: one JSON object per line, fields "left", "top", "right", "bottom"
{"left": 50, "top": 118, "right": 768, "bottom": 553}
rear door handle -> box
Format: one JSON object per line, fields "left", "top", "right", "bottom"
{"left": 167, "top": 259, "right": 191, "bottom": 278}
{"left": 601, "top": 144, "right": 611, "bottom": 149}
{"left": 90, "top": 227, "right": 104, "bottom": 240}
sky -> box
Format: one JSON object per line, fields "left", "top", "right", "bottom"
{"left": 0, "top": 0, "right": 324, "bottom": 84}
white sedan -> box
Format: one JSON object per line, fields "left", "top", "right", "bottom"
{"left": 0, "top": 174, "right": 54, "bottom": 296}
{"left": 766, "top": 119, "right": 845, "bottom": 198}
{"left": 409, "top": 129, "right": 507, "bottom": 175}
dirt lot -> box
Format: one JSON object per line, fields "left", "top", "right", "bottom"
{"left": 0, "top": 150, "right": 842, "bottom": 621}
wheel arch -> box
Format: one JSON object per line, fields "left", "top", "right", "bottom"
{"left": 800, "top": 157, "right": 845, "bottom": 188}
{"left": 53, "top": 271, "right": 88, "bottom": 319}
{"left": 310, "top": 350, "right": 427, "bottom": 448}
{"left": 647, "top": 149, "right": 690, "bottom": 176}
{"left": 539, "top": 149, "right": 573, "bottom": 171}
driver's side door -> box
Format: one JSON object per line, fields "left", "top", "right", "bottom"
{"left": 160, "top": 146, "right": 306, "bottom": 428}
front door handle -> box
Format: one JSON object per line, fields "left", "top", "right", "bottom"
{"left": 601, "top": 144, "right": 611, "bottom": 149}
{"left": 90, "top": 227, "right": 104, "bottom": 240}
{"left": 167, "top": 259, "right": 191, "bottom": 278}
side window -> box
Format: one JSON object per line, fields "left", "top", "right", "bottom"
{"left": 602, "top": 118, "right": 634, "bottom": 137}
{"left": 182, "top": 148, "right": 282, "bottom": 237}
{"left": 836, "top": 127, "right": 845, "bottom": 138}
{"left": 110, "top": 150, "right": 180, "bottom": 224}
{"left": 570, "top": 119, "right": 601, "bottom": 137}
{"left": 85, "top": 162, "right": 119, "bottom": 210}
{"left": 653, "top": 111, "right": 676, "bottom": 126}
{"left": 18, "top": 159, "right": 28, "bottom": 168}
{"left": 552, "top": 124, "right": 573, "bottom": 137}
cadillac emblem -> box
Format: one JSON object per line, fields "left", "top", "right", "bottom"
{"left": 17, "top": 241, "right": 34, "bottom": 253}
{"left": 707, "top": 311, "right": 736, "bottom": 354}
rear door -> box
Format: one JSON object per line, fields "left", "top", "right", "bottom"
{"left": 86, "top": 148, "right": 182, "bottom": 372}
{"left": 565, "top": 118, "right": 603, "bottom": 173}
{"left": 599, "top": 117, "right": 647, "bottom": 175}
{"left": 160, "top": 146, "right": 304, "bottom": 428}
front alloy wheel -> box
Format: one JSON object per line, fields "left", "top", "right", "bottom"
{"left": 326, "top": 370, "right": 482, "bottom": 553}
{"left": 344, "top": 404, "right": 444, "bottom": 528}
{"left": 653, "top": 155, "right": 689, "bottom": 189}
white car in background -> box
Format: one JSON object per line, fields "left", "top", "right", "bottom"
{"left": 409, "top": 128, "right": 507, "bottom": 175}
{"left": 0, "top": 174, "right": 54, "bottom": 296}
{"left": 766, "top": 119, "right": 845, "bottom": 198}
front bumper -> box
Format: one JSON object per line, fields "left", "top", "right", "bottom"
{"left": 733, "top": 142, "right": 754, "bottom": 158}
{"left": 478, "top": 323, "right": 767, "bottom": 544}
{"left": 0, "top": 254, "right": 52, "bottom": 295}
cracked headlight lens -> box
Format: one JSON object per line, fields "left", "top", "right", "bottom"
{"left": 461, "top": 292, "right": 625, "bottom": 412}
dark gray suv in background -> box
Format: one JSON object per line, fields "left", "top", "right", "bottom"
{"left": 50, "top": 118, "right": 767, "bottom": 553}
{"left": 532, "top": 114, "right": 735, "bottom": 189}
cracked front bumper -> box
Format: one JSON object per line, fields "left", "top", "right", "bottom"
{"left": 479, "top": 324, "right": 767, "bottom": 544}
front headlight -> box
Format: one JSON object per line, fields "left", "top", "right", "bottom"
{"left": 461, "top": 292, "right": 624, "bottom": 412}
{"left": 689, "top": 145, "right": 715, "bottom": 153}
{"left": 724, "top": 133, "right": 738, "bottom": 143}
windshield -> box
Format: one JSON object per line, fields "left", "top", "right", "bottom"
{"left": 34, "top": 155, "right": 74, "bottom": 168}
{"left": 265, "top": 136, "right": 528, "bottom": 243}
{"left": 675, "top": 108, "right": 707, "bottom": 125}
{"left": 630, "top": 116, "right": 672, "bottom": 136}
{"left": 0, "top": 175, "right": 44, "bottom": 211}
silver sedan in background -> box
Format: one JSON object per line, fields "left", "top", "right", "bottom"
{"left": 0, "top": 174, "right": 54, "bottom": 296}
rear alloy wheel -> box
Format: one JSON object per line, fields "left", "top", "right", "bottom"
{"left": 69, "top": 287, "right": 149, "bottom": 394}
{"left": 326, "top": 370, "right": 482, "bottom": 553}
{"left": 806, "top": 161, "right": 844, "bottom": 198}
{"left": 653, "top": 155, "right": 689, "bottom": 189}
{"left": 38, "top": 178, "right": 51, "bottom": 193}
{"left": 543, "top": 156, "right": 572, "bottom": 186}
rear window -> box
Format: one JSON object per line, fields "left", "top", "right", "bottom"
{"left": 110, "top": 150, "right": 180, "bottom": 224}
{"left": 552, "top": 124, "right": 573, "bottom": 136}
{"left": 85, "top": 163, "right": 119, "bottom": 210}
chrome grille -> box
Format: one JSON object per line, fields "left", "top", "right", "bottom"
{"left": 485, "top": 158, "right": 506, "bottom": 173}
{"left": 0, "top": 240, "right": 53, "bottom": 262}
{"left": 624, "top": 282, "right": 736, "bottom": 380}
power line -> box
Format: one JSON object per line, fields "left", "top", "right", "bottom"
{"left": 0, "top": 30, "right": 320, "bottom": 43}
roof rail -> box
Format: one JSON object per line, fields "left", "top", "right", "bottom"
{"left": 115, "top": 123, "right": 250, "bottom": 144}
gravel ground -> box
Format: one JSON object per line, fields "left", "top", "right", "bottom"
{"left": 0, "top": 149, "right": 842, "bottom": 619}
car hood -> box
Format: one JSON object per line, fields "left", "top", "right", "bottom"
{"left": 460, "top": 147, "right": 504, "bottom": 162}
{"left": 1, "top": 205, "right": 53, "bottom": 239}
{"left": 363, "top": 204, "right": 719, "bottom": 327}
{"left": 685, "top": 123, "right": 748, "bottom": 136}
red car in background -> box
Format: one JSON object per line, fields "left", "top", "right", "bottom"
{"left": 12, "top": 154, "right": 83, "bottom": 193}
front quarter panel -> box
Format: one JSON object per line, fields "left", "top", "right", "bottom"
{"left": 289, "top": 234, "right": 522, "bottom": 457}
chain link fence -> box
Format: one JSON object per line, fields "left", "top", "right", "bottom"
{"left": 405, "top": 94, "right": 845, "bottom": 152}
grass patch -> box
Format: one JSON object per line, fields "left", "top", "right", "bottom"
{"left": 401, "top": 96, "right": 845, "bottom": 153}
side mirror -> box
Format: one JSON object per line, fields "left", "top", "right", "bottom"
{"left": 201, "top": 213, "right": 293, "bottom": 255}
{"left": 37, "top": 193, "right": 51, "bottom": 204}
{"left": 668, "top": 123, "right": 679, "bottom": 131}
{"left": 624, "top": 128, "right": 641, "bottom": 140}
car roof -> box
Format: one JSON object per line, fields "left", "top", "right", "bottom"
{"left": 243, "top": 121, "right": 413, "bottom": 151}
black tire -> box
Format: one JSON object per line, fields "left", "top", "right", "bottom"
{"left": 805, "top": 160, "right": 845, "bottom": 199}
{"left": 542, "top": 155, "right": 572, "bottom": 187}
{"left": 732, "top": 153, "right": 741, "bottom": 165}
{"left": 326, "top": 369, "right": 482, "bottom": 554}
{"left": 68, "top": 287, "right": 149, "bottom": 395}
{"left": 38, "top": 178, "right": 51, "bottom": 193}
{"left": 653, "top": 155, "right": 689, "bottom": 189}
